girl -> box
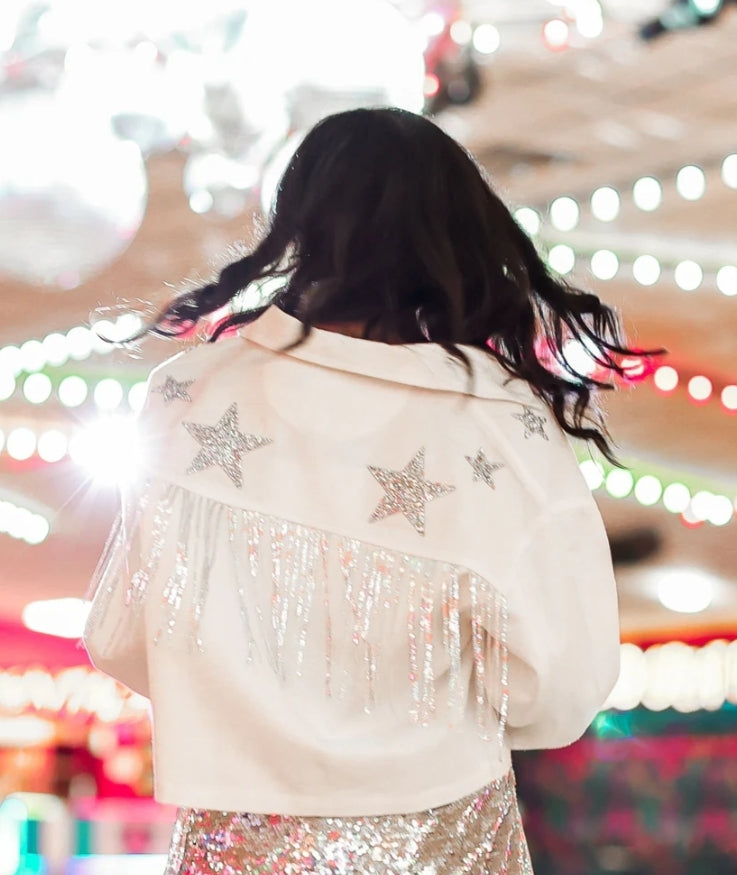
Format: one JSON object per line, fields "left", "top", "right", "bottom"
{"left": 85, "top": 107, "right": 639, "bottom": 873}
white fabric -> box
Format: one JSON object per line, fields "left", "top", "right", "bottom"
{"left": 84, "top": 304, "right": 620, "bottom": 816}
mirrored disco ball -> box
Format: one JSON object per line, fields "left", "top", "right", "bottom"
{"left": 232, "top": 0, "right": 426, "bottom": 131}
{"left": 0, "top": 90, "right": 147, "bottom": 289}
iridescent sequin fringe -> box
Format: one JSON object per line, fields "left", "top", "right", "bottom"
{"left": 164, "top": 771, "right": 533, "bottom": 875}
{"left": 89, "top": 483, "right": 509, "bottom": 742}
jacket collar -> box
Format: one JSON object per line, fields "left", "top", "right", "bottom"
{"left": 239, "top": 305, "right": 542, "bottom": 406}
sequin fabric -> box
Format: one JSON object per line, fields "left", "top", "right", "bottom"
{"left": 183, "top": 403, "right": 272, "bottom": 488}
{"left": 368, "top": 447, "right": 456, "bottom": 536}
{"left": 164, "top": 771, "right": 533, "bottom": 875}
{"left": 511, "top": 407, "right": 548, "bottom": 441}
{"left": 88, "top": 484, "right": 510, "bottom": 742}
{"left": 464, "top": 450, "right": 504, "bottom": 490}
{"left": 154, "top": 376, "right": 195, "bottom": 404}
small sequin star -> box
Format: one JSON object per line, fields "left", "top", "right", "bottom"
{"left": 368, "top": 447, "right": 455, "bottom": 536}
{"left": 183, "top": 403, "right": 271, "bottom": 488}
{"left": 153, "top": 375, "right": 194, "bottom": 404}
{"left": 465, "top": 449, "right": 504, "bottom": 489}
{"left": 513, "top": 406, "right": 549, "bottom": 440}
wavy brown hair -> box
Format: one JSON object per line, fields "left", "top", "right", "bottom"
{"left": 146, "top": 107, "right": 659, "bottom": 463}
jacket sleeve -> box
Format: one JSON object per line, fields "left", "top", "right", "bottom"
{"left": 83, "top": 483, "right": 151, "bottom": 699}
{"left": 502, "top": 496, "right": 620, "bottom": 750}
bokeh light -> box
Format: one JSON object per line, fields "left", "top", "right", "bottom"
{"left": 653, "top": 366, "right": 678, "bottom": 392}
{"left": 590, "top": 249, "right": 619, "bottom": 280}
{"left": 687, "top": 375, "right": 712, "bottom": 402}
{"left": 674, "top": 260, "right": 703, "bottom": 291}
{"left": 590, "top": 186, "right": 620, "bottom": 222}
{"left": 6, "top": 427, "right": 36, "bottom": 461}
{"left": 657, "top": 569, "right": 714, "bottom": 614}
{"left": 632, "top": 255, "right": 661, "bottom": 286}
{"left": 675, "top": 165, "right": 706, "bottom": 201}
{"left": 605, "top": 468, "right": 634, "bottom": 498}
{"left": 549, "top": 196, "right": 580, "bottom": 231}
{"left": 632, "top": 176, "right": 662, "bottom": 211}
{"left": 662, "top": 482, "right": 691, "bottom": 514}
{"left": 22, "top": 373, "right": 53, "bottom": 405}
{"left": 547, "top": 244, "right": 575, "bottom": 275}
{"left": 58, "top": 375, "right": 88, "bottom": 408}
{"left": 722, "top": 153, "right": 737, "bottom": 189}
{"left": 716, "top": 265, "right": 737, "bottom": 296}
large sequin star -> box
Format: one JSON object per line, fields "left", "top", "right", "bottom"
{"left": 153, "top": 375, "right": 194, "bottom": 404}
{"left": 465, "top": 449, "right": 504, "bottom": 489}
{"left": 368, "top": 447, "right": 455, "bottom": 536}
{"left": 513, "top": 406, "right": 549, "bottom": 440}
{"left": 183, "top": 403, "right": 271, "bottom": 488}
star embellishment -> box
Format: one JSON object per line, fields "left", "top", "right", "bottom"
{"left": 153, "top": 375, "right": 194, "bottom": 404}
{"left": 465, "top": 449, "right": 504, "bottom": 489}
{"left": 368, "top": 447, "right": 455, "bottom": 536}
{"left": 513, "top": 406, "right": 549, "bottom": 440}
{"left": 183, "top": 403, "right": 271, "bottom": 488}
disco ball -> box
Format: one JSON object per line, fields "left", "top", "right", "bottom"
{"left": 0, "top": 90, "right": 147, "bottom": 289}
{"left": 242, "top": 0, "right": 426, "bottom": 214}
{"left": 233, "top": 0, "right": 426, "bottom": 129}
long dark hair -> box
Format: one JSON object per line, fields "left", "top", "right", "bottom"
{"left": 146, "top": 107, "right": 658, "bottom": 463}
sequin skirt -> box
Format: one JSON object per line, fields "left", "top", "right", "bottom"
{"left": 163, "top": 770, "right": 533, "bottom": 874}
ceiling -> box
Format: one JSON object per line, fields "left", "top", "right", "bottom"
{"left": 1, "top": 2, "right": 736, "bottom": 646}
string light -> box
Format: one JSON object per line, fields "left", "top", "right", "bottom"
{"left": 717, "top": 265, "right": 737, "bottom": 296}
{"left": 37, "top": 430, "right": 68, "bottom": 463}
{"left": 0, "top": 345, "right": 22, "bottom": 376}
{"left": 579, "top": 459, "right": 605, "bottom": 490}
{"left": 590, "top": 186, "right": 620, "bottom": 222}
{"left": 653, "top": 365, "right": 678, "bottom": 392}
{"left": 580, "top": 460, "right": 734, "bottom": 528}
{"left": 514, "top": 206, "right": 541, "bottom": 236}
{"left": 0, "top": 373, "right": 15, "bottom": 401}
{"left": 549, "top": 196, "right": 580, "bottom": 231}
{"left": 128, "top": 381, "right": 148, "bottom": 411}
{"left": 449, "top": 20, "right": 472, "bottom": 46}
{"left": 19, "top": 340, "right": 46, "bottom": 373}
{"left": 547, "top": 243, "right": 576, "bottom": 275}
{"left": 633, "top": 474, "right": 663, "bottom": 506}
{"left": 93, "top": 378, "right": 124, "bottom": 411}
{"left": 674, "top": 260, "right": 703, "bottom": 291}
{"left": 632, "top": 176, "right": 663, "bottom": 211}
{"left": 607, "top": 640, "right": 737, "bottom": 714}
{"left": 58, "top": 375, "right": 88, "bottom": 408}
{"left": 542, "top": 18, "right": 570, "bottom": 51}
{"left": 1, "top": 314, "right": 142, "bottom": 381}
{"left": 721, "top": 385, "right": 737, "bottom": 411}
{"left": 0, "top": 499, "right": 50, "bottom": 545}
{"left": 22, "top": 373, "right": 52, "bottom": 405}
{"left": 605, "top": 468, "right": 634, "bottom": 498}
{"left": 472, "top": 23, "right": 501, "bottom": 54}
{"left": 6, "top": 428, "right": 36, "bottom": 461}
{"left": 723, "top": 153, "right": 737, "bottom": 189}
{"left": 662, "top": 482, "right": 691, "bottom": 513}
{"left": 632, "top": 254, "right": 661, "bottom": 286}
{"left": 590, "top": 249, "right": 619, "bottom": 280}
{"left": 675, "top": 164, "right": 706, "bottom": 201}
{"left": 687, "top": 375, "right": 712, "bottom": 402}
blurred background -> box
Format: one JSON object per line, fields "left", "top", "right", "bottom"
{"left": 0, "top": 0, "right": 736, "bottom": 872}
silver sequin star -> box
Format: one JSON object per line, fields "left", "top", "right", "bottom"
{"left": 513, "top": 406, "right": 549, "bottom": 440}
{"left": 465, "top": 449, "right": 504, "bottom": 489}
{"left": 368, "top": 447, "right": 455, "bottom": 536}
{"left": 183, "top": 403, "right": 271, "bottom": 488}
{"left": 153, "top": 375, "right": 194, "bottom": 404}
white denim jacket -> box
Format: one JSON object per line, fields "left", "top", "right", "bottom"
{"left": 84, "top": 304, "right": 620, "bottom": 816}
